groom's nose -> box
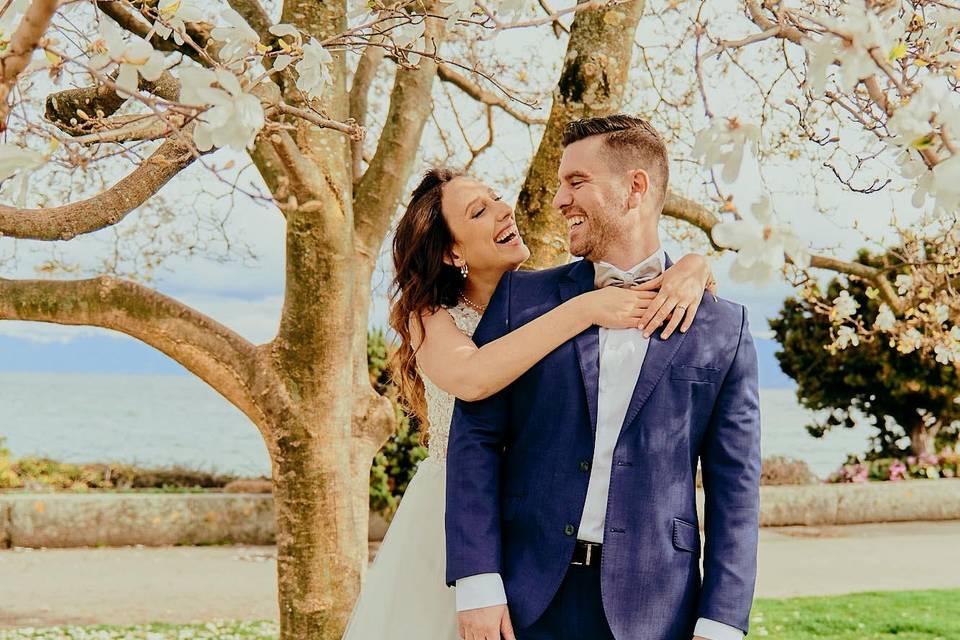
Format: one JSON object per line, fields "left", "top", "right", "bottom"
{"left": 553, "top": 184, "right": 572, "bottom": 211}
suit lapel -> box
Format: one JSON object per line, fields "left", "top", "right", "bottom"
{"left": 620, "top": 250, "right": 685, "bottom": 432}
{"left": 559, "top": 259, "right": 599, "bottom": 437}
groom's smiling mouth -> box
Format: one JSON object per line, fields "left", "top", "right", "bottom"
{"left": 566, "top": 215, "right": 586, "bottom": 229}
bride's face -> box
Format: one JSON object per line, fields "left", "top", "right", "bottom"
{"left": 440, "top": 177, "right": 530, "bottom": 276}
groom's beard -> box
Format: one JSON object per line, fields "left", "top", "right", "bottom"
{"left": 569, "top": 203, "right": 628, "bottom": 263}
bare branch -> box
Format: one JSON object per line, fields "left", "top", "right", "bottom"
{"left": 0, "top": 137, "right": 199, "bottom": 240}
{"left": 0, "top": 0, "right": 58, "bottom": 127}
{"left": 270, "top": 102, "right": 364, "bottom": 140}
{"left": 437, "top": 63, "right": 547, "bottom": 126}
{"left": 0, "top": 274, "right": 274, "bottom": 430}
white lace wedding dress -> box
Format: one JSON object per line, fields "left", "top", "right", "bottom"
{"left": 342, "top": 301, "right": 481, "bottom": 640}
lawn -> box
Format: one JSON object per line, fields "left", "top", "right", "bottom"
{"left": 750, "top": 588, "right": 960, "bottom": 639}
{"left": 0, "top": 589, "right": 957, "bottom": 639}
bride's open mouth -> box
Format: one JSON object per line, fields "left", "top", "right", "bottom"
{"left": 495, "top": 225, "right": 521, "bottom": 246}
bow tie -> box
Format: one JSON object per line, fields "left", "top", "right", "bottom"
{"left": 594, "top": 260, "right": 662, "bottom": 288}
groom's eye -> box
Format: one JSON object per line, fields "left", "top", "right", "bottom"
{"left": 472, "top": 207, "right": 485, "bottom": 218}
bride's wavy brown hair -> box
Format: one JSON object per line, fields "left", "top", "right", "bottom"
{"left": 388, "top": 168, "right": 465, "bottom": 444}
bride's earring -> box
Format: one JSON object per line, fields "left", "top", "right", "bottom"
{"left": 460, "top": 263, "right": 469, "bottom": 278}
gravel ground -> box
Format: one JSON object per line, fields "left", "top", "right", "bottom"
{"left": 0, "top": 521, "right": 957, "bottom": 628}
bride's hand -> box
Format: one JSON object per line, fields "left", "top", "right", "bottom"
{"left": 581, "top": 286, "right": 658, "bottom": 329}
{"left": 632, "top": 253, "right": 713, "bottom": 339}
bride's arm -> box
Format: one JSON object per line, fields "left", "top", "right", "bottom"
{"left": 412, "top": 286, "right": 641, "bottom": 402}
{"left": 413, "top": 253, "right": 715, "bottom": 402}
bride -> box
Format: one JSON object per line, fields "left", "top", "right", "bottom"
{"left": 341, "top": 168, "right": 718, "bottom": 639}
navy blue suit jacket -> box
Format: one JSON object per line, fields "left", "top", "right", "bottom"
{"left": 444, "top": 255, "right": 761, "bottom": 639}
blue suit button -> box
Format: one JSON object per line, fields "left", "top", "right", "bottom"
{"left": 579, "top": 460, "right": 590, "bottom": 472}
{"left": 564, "top": 524, "right": 575, "bottom": 536}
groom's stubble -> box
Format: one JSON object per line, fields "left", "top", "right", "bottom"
{"left": 566, "top": 178, "right": 643, "bottom": 265}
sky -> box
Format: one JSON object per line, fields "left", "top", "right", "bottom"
{"left": 0, "top": 1, "right": 924, "bottom": 392}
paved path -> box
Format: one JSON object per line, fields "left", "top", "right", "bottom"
{"left": 1, "top": 521, "right": 958, "bottom": 628}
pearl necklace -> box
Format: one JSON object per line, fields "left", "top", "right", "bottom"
{"left": 459, "top": 293, "right": 486, "bottom": 313}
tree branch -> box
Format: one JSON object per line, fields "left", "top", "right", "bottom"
{"left": 45, "top": 70, "right": 180, "bottom": 129}
{"left": 353, "top": 15, "right": 444, "bottom": 257}
{"left": 0, "top": 0, "right": 59, "bottom": 127}
{"left": 661, "top": 190, "right": 903, "bottom": 311}
{"left": 437, "top": 63, "right": 547, "bottom": 126}
{"left": 0, "top": 137, "right": 199, "bottom": 240}
{"left": 0, "top": 274, "right": 273, "bottom": 430}
{"left": 349, "top": 41, "right": 385, "bottom": 183}
{"left": 95, "top": 0, "right": 213, "bottom": 66}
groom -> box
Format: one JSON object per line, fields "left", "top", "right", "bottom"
{"left": 445, "top": 114, "right": 761, "bottom": 640}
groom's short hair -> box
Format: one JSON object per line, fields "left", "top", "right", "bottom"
{"left": 562, "top": 114, "right": 669, "bottom": 212}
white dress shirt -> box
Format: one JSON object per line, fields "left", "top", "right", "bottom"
{"left": 455, "top": 248, "right": 744, "bottom": 640}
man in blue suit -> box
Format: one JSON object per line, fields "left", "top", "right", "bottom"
{"left": 445, "top": 114, "right": 761, "bottom": 640}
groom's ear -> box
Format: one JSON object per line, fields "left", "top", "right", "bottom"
{"left": 627, "top": 168, "right": 650, "bottom": 210}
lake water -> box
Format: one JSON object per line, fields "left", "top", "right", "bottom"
{"left": 0, "top": 372, "right": 873, "bottom": 480}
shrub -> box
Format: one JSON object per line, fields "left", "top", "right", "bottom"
{"left": 695, "top": 455, "right": 817, "bottom": 487}
{"left": 827, "top": 445, "right": 959, "bottom": 482}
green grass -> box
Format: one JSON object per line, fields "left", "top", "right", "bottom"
{"left": 750, "top": 588, "right": 960, "bottom": 639}
{"left": 1, "top": 589, "right": 957, "bottom": 639}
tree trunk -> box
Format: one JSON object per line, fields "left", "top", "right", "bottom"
{"left": 909, "top": 421, "right": 939, "bottom": 458}
{"left": 515, "top": 0, "right": 645, "bottom": 269}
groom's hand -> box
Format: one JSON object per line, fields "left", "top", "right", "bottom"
{"left": 458, "top": 603, "right": 516, "bottom": 640}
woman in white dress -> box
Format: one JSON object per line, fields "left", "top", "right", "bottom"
{"left": 341, "top": 168, "right": 718, "bottom": 639}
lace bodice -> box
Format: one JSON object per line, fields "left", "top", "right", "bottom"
{"left": 420, "top": 301, "right": 482, "bottom": 461}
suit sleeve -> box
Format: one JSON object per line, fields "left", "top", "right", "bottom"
{"left": 445, "top": 271, "right": 513, "bottom": 587}
{"left": 696, "top": 304, "right": 761, "bottom": 634}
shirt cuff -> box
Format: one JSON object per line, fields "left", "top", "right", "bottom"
{"left": 694, "top": 617, "right": 745, "bottom": 640}
{"left": 454, "top": 573, "right": 507, "bottom": 612}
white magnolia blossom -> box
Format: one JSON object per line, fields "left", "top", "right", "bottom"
{"left": 440, "top": 0, "right": 475, "bottom": 28}
{"left": 831, "top": 289, "right": 860, "bottom": 321}
{"left": 154, "top": 0, "right": 204, "bottom": 46}
{"left": 179, "top": 67, "right": 264, "bottom": 151}
{"left": 295, "top": 39, "right": 333, "bottom": 101}
{"left": 711, "top": 195, "right": 811, "bottom": 286}
{"left": 896, "top": 149, "right": 937, "bottom": 209}
{"left": 692, "top": 117, "right": 760, "bottom": 183}
{"left": 875, "top": 303, "right": 897, "bottom": 331}
{"left": 804, "top": 3, "right": 910, "bottom": 96}
{"left": 835, "top": 325, "right": 860, "bottom": 349}
{"left": 887, "top": 80, "right": 948, "bottom": 150}
{"left": 0, "top": 143, "right": 46, "bottom": 207}
{"left": 210, "top": 7, "right": 260, "bottom": 66}
{"left": 267, "top": 23, "right": 301, "bottom": 72}
{"left": 90, "top": 17, "right": 166, "bottom": 94}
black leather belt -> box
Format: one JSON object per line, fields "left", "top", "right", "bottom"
{"left": 571, "top": 540, "right": 602, "bottom": 567}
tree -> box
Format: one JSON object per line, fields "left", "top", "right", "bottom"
{"left": 1, "top": 1, "right": 959, "bottom": 638}
{"left": 770, "top": 249, "right": 960, "bottom": 459}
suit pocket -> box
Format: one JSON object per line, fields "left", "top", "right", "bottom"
{"left": 669, "top": 364, "right": 721, "bottom": 383}
{"left": 672, "top": 517, "right": 701, "bottom": 556}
